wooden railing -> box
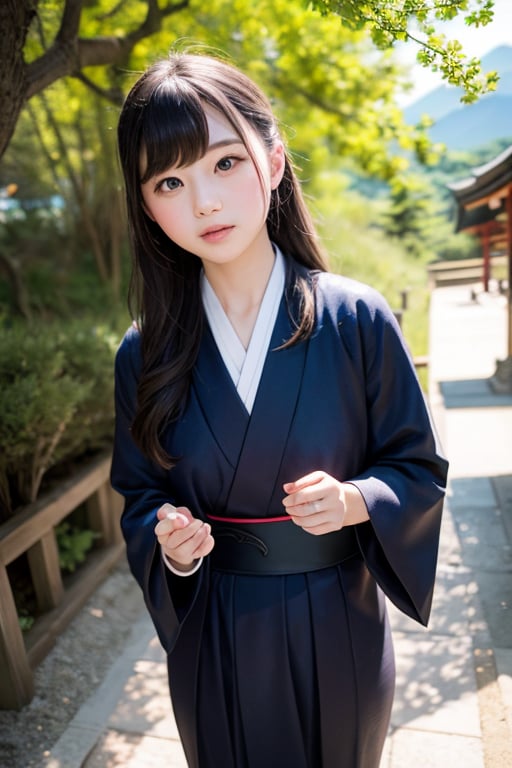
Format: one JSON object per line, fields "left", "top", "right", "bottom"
{"left": 427, "top": 255, "right": 507, "bottom": 288}
{"left": 0, "top": 451, "right": 124, "bottom": 710}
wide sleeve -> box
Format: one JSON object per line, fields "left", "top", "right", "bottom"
{"left": 347, "top": 292, "right": 448, "bottom": 626}
{"left": 110, "top": 327, "right": 204, "bottom": 653}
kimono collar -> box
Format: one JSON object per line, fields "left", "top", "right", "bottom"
{"left": 200, "top": 246, "right": 286, "bottom": 414}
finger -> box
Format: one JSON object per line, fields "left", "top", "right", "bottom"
{"left": 158, "top": 517, "right": 198, "bottom": 544}
{"left": 283, "top": 486, "right": 326, "bottom": 510}
{"left": 157, "top": 503, "right": 193, "bottom": 522}
{"left": 156, "top": 502, "right": 178, "bottom": 521}
{"left": 165, "top": 510, "right": 190, "bottom": 526}
{"left": 163, "top": 522, "right": 214, "bottom": 561}
{"left": 155, "top": 512, "right": 189, "bottom": 537}
{"left": 190, "top": 523, "right": 215, "bottom": 558}
{"left": 283, "top": 471, "right": 324, "bottom": 494}
{"left": 300, "top": 521, "right": 332, "bottom": 536}
{"left": 289, "top": 510, "right": 339, "bottom": 535}
{"left": 285, "top": 499, "right": 323, "bottom": 518}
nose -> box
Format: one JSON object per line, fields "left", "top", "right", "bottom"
{"left": 193, "top": 184, "right": 222, "bottom": 217}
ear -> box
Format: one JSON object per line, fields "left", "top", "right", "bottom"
{"left": 269, "top": 141, "right": 286, "bottom": 190}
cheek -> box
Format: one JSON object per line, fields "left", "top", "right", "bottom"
{"left": 148, "top": 201, "right": 185, "bottom": 239}
{"left": 236, "top": 171, "right": 270, "bottom": 214}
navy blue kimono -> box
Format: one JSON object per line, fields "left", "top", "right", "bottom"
{"left": 111, "top": 262, "right": 448, "bottom": 768}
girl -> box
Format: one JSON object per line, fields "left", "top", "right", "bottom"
{"left": 112, "top": 52, "right": 448, "bottom": 768}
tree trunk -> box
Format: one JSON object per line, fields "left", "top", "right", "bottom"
{"left": 0, "top": 1, "right": 37, "bottom": 158}
{"left": 0, "top": 0, "right": 191, "bottom": 161}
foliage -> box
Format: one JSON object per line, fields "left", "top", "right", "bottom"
{"left": 310, "top": 0, "right": 500, "bottom": 102}
{"left": 0, "top": 318, "right": 121, "bottom": 519}
{"left": 133, "top": 0, "right": 430, "bottom": 178}
{"left": 380, "top": 173, "right": 462, "bottom": 260}
{"left": 0, "top": 0, "right": 441, "bottom": 323}
{"left": 55, "top": 521, "right": 100, "bottom": 573}
{"left": 18, "top": 612, "right": 35, "bottom": 633}
{"left": 309, "top": 169, "right": 432, "bottom": 358}
{"left": 6, "top": 0, "right": 503, "bottom": 176}
{"left": 0, "top": 85, "right": 125, "bottom": 306}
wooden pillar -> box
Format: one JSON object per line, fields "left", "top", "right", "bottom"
{"left": 86, "top": 481, "right": 124, "bottom": 548}
{"left": 0, "top": 564, "right": 34, "bottom": 709}
{"left": 27, "top": 531, "right": 64, "bottom": 611}
{"left": 507, "top": 188, "right": 512, "bottom": 358}
{"left": 481, "top": 222, "right": 491, "bottom": 293}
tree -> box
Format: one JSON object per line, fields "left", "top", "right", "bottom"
{"left": 381, "top": 174, "right": 449, "bottom": 259}
{"left": 311, "top": 1, "right": 499, "bottom": 102}
{"left": 0, "top": 0, "right": 500, "bottom": 163}
{"left": 0, "top": 0, "right": 189, "bottom": 159}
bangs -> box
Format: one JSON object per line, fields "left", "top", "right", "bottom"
{"left": 140, "top": 80, "right": 210, "bottom": 183}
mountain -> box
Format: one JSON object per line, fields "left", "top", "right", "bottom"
{"left": 403, "top": 45, "right": 512, "bottom": 149}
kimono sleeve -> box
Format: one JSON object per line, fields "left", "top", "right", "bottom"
{"left": 110, "top": 327, "right": 204, "bottom": 652}
{"left": 348, "top": 293, "right": 448, "bottom": 626}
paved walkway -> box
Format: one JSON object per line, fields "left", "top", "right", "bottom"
{"left": 46, "top": 285, "right": 512, "bottom": 768}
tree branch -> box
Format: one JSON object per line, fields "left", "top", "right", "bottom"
{"left": 25, "top": 0, "right": 189, "bottom": 99}
{"left": 73, "top": 72, "right": 124, "bottom": 105}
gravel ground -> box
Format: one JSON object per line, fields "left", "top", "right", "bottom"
{"left": 0, "top": 559, "right": 144, "bottom": 768}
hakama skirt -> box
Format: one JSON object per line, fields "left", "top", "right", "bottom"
{"left": 169, "top": 555, "right": 395, "bottom": 768}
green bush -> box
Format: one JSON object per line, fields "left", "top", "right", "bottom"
{"left": 55, "top": 521, "right": 100, "bottom": 573}
{"left": 0, "top": 318, "right": 120, "bottom": 519}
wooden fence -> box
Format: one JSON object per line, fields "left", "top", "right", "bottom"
{"left": 427, "top": 255, "right": 507, "bottom": 288}
{"left": 0, "top": 451, "right": 124, "bottom": 710}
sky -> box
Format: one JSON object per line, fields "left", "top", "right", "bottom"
{"left": 397, "top": 0, "right": 512, "bottom": 104}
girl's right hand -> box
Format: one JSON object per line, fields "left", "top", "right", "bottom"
{"left": 154, "top": 503, "right": 214, "bottom": 571}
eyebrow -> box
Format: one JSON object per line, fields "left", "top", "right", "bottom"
{"left": 206, "top": 138, "right": 245, "bottom": 153}
{"left": 142, "top": 137, "right": 245, "bottom": 183}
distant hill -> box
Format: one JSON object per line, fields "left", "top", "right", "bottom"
{"left": 403, "top": 45, "right": 512, "bottom": 149}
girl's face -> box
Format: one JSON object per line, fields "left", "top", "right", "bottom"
{"left": 140, "top": 107, "right": 285, "bottom": 271}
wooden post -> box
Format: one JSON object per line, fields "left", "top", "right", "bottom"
{"left": 27, "top": 531, "right": 64, "bottom": 611}
{"left": 0, "top": 564, "right": 34, "bottom": 709}
{"left": 86, "top": 481, "right": 123, "bottom": 547}
{"left": 507, "top": 188, "right": 512, "bottom": 358}
{"left": 481, "top": 222, "right": 491, "bottom": 293}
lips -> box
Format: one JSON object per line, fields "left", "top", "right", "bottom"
{"left": 200, "top": 225, "right": 234, "bottom": 242}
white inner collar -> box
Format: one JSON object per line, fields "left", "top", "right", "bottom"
{"left": 201, "top": 246, "right": 286, "bottom": 413}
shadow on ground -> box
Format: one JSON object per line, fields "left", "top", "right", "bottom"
{"left": 440, "top": 379, "right": 512, "bottom": 409}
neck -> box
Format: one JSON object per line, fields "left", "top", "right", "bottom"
{"left": 203, "top": 242, "right": 276, "bottom": 317}
{"left": 203, "top": 241, "right": 276, "bottom": 349}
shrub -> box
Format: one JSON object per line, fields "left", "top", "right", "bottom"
{"left": 55, "top": 520, "right": 100, "bottom": 573}
{"left": 0, "top": 318, "right": 120, "bottom": 519}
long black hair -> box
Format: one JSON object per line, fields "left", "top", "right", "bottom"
{"left": 117, "top": 52, "right": 327, "bottom": 468}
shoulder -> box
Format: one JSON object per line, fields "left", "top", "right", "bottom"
{"left": 315, "top": 270, "right": 395, "bottom": 325}
{"left": 115, "top": 323, "right": 142, "bottom": 376}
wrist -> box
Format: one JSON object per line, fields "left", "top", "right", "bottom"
{"left": 161, "top": 547, "right": 203, "bottom": 576}
{"left": 169, "top": 557, "right": 196, "bottom": 572}
{"left": 342, "top": 482, "right": 369, "bottom": 525}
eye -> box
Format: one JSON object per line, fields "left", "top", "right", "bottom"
{"left": 216, "top": 156, "right": 239, "bottom": 172}
{"left": 158, "top": 177, "right": 182, "bottom": 192}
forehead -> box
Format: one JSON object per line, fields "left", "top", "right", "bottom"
{"left": 140, "top": 104, "right": 266, "bottom": 179}
{"left": 203, "top": 106, "right": 240, "bottom": 143}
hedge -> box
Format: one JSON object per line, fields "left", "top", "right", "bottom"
{"left": 0, "top": 318, "right": 120, "bottom": 520}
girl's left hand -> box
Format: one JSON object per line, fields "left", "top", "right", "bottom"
{"left": 282, "top": 471, "right": 369, "bottom": 535}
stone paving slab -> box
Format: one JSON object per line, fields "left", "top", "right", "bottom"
{"left": 440, "top": 378, "right": 512, "bottom": 408}
{"left": 494, "top": 647, "right": 512, "bottom": 733}
{"left": 45, "top": 614, "right": 156, "bottom": 768}
{"left": 492, "top": 473, "right": 512, "bottom": 544}
{"left": 85, "top": 730, "right": 187, "bottom": 768}
{"left": 441, "top": 408, "right": 512, "bottom": 478}
{"left": 380, "top": 729, "right": 484, "bottom": 768}
{"left": 390, "top": 630, "right": 481, "bottom": 737}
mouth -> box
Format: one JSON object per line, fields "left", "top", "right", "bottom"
{"left": 200, "top": 225, "right": 234, "bottom": 241}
